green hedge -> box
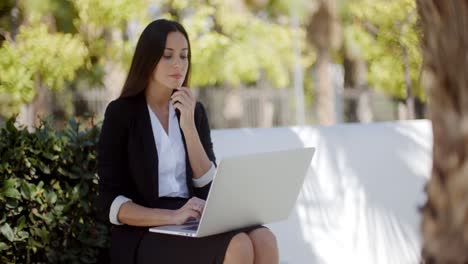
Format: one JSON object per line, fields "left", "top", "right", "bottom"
{"left": 0, "top": 117, "right": 110, "bottom": 263}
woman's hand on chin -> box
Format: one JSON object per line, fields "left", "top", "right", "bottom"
{"left": 171, "top": 86, "right": 196, "bottom": 132}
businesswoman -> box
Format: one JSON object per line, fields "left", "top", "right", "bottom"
{"left": 97, "top": 19, "right": 279, "bottom": 264}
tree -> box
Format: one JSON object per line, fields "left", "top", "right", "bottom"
{"left": 0, "top": 0, "right": 151, "bottom": 123}
{"left": 0, "top": 24, "right": 87, "bottom": 119}
{"left": 347, "top": 0, "right": 423, "bottom": 119}
{"left": 0, "top": 0, "right": 311, "bottom": 125}
{"left": 418, "top": 0, "right": 468, "bottom": 263}
{"left": 306, "top": 0, "right": 341, "bottom": 125}
{"left": 168, "top": 0, "right": 310, "bottom": 89}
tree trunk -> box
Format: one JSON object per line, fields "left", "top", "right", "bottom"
{"left": 343, "top": 35, "right": 369, "bottom": 123}
{"left": 17, "top": 72, "right": 52, "bottom": 129}
{"left": 307, "top": 0, "right": 341, "bottom": 125}
{"left": 402, "top": 44, "right": 416, "bottom": 120}
{"left": 418, "top": 1, "right": 468, "bottom": 263}
{"left": 315, "top": 50, "right": 336, "bottom": 125}
{"left": 399, "top": 12, "right": 417, "bottom": 120}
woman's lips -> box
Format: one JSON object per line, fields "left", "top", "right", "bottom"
{"left": 169, "top": 74, "right": 182, "bottom": 79}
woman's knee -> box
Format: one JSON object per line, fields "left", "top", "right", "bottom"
{"left": 249, "top": 228, "right": 278, "bottom": 250}
{"left": 225, "top": 232, "right": 254, "bottom": 263}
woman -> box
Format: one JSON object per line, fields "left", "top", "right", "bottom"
{"left": 98, "top": 19, "right": 279, "bottom": 264}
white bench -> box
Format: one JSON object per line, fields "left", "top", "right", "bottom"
{"left": 211, "top": 120, "right": 432, "bottom": 264}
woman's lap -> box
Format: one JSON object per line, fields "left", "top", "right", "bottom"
{"left": 129, "top": 197, "right": 265, "bottom": 264}
{"left": 136, "top": 225, "right": 264, "bottom": 264}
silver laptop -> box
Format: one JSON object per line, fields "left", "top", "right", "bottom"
{"left": 149, "top": 147, "right": 315, "bottom": 237}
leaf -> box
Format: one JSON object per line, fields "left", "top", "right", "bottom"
{"left": 2, "top": 179, "right": 18, "bottom": 190}
{"left": 3, "top": 188, "right": 21, "bottom": 200}
{"left": 5, "top": 199, "right": 18, "bottom": 209}
{"left": 29, "top": 182, "right": 39, "bottom": 198}
{"left": 5, "top": 119, "right": 16, "bottom": 133}
{"left": 0, "top": 223, "right": 14, "bottom": 242}
{"left": 43, "top": 152, "right": 59, "bottom": 161}
{"left": 53, "top": 144, "right": 62, "bottom": 152}
{"left": 46, "top": 191, "right": 57, "bottom": 204}
{"left": 57, "top": 167, "right": 74, "bottom": 178}
{"left": 24, "top": 158, "right": 31, "bottom": 168}
{"left": 39, "top": 162, "right": 51, "bottom": 174}
{"left": 38, "top": 226, "right": 49, "bottom": 243}
{"left": 16, "top": 215, "right": 27, "bottom": 231}
{"left": 16, "top": 230, "right": 29, "bottom": 241}
{"left": 20, "top": 182, "right": 32, "bottom": 199}
{"left": 0, "top": 242, "right": 9, "bottom": 252}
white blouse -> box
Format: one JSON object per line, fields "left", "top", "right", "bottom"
{"left": 108, "top": 102, "right": 216, "bottom": 225}
{"left": 149, "top": 102, "right": 189, "bottom": 197}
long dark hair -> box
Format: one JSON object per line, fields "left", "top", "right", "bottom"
{"left": 120, "top": 19, "right": 191, "bottom": 98}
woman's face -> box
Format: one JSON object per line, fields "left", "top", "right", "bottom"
{"left": 152, "top": 31, "right": 189, "bottom": 91}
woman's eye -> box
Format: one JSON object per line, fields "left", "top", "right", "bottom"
{"left": 180, "top": 55, "right": 187, "bottom": 60}
{"left": 163, "top": 55, "right": 172, "bottom": 59}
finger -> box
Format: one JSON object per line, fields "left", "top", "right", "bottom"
{"left": 171, "top": 94, "right": 192, "bottom": 109}
{"left": 189, "top": 201, "right": 202, "bottom": 211}
{"left": 192, "top": 205, "right": 202, "bottom": 214}
{"left": 173, "top": 88, "right": 194, "bottom": 104}
{"left": 172, "top": 101, "right": 180, "bottom": 112}
{"left": 179, "top": 87, "right": 195, "bottom": 99}
{"left": 174, "top": 90, "right": 193, "bottom": 103}
{"left": 190, "top": 197, "right": 202, "bottom": 203}
{"left": 176, "top": 86, "right": 189, "bottom": 94}
{"left": 172, "top": 100, "right": 184, "bottom": 109}
{"left": 183, "top": 214, "right": 198, "bottom": 224}
{"left": 171, "top": 89, "right": 186, "bottom": 99}
{"left": 172, "top": 87, "right": 191, "bottom": 97}
{"left": 171, "top": 94, "right": 189, "bottom": 106}
{"left": 182, "top": 200, "right": 193, "bottom": 210}
{"left": 184, "top": 199, "right": 195, "bottom": 209}
{"left": 188, "top": 209, "right": 201, "bottom": 220}
{"left": 173, "top": 102, "right": 187, "bottom": 114}
{"left": 191, "top": 197, "right": 205, "bottom": 208}
{"left": 196, "top": 199, "right": 206, "bottom": 208}
{"left": 188, "top": 197, "right": 202, "bottom": 206}
{"left": 182, "top": 205, "right": 199, "bottom": 215}
{"left": 187, "top": 199, "right": 203, "bottom": 211}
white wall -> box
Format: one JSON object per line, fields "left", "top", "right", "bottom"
{"left": 211, "top": 120, "right": 432, "bottom": 264}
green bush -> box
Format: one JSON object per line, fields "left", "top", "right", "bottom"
{"left": 0, "top": 117, "right": 110, "bottom": 263}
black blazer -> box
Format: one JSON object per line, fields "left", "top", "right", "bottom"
{"left": 97, "top": 92, "right": 216, "bottom": 263}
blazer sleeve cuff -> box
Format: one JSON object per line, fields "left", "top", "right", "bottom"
{"left": 192, "top": 162, "right": 216, "bottom": 188}
{"left": 109, "top": 195, "right": 132, "bottom": 225}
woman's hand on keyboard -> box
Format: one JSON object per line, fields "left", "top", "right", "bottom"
{"left": 171, "top": 197, "right": 205, "bottom": 225}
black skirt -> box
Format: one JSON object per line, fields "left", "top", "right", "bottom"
{"left": 134, "top": 197, "right": 264, "bottom": 264}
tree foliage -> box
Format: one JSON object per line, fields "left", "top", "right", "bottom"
{"left": 126, "top": 0, "right": 312, "bottom": 88}
{"left": 0, "top": 24, "right": 87, "bottom": 116}
{"left": 345, "top": 0, "right": 423, "bottom": 100}
{"left": 0, "top": 0, "right": 311, "bottom": 118}
{"left": 184, "top": 2, "right": 307, "bottom": 87}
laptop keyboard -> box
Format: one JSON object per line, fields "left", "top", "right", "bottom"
{"left": 182, "top": 224, "right": 199, "bottom": 231}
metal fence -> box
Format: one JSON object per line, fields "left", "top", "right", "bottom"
{"left": 197, "top": 86, "right": 293, "bottom": 129}
{"left": 77, "top": 86, "right": 294, "bottom": 129}
{"left": 75, "top": 85, "right": 403, "bottom": 129}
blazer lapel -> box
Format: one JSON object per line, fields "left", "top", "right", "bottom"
{"left": 136, "top": 93, "right": 159, "bottom": 199}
